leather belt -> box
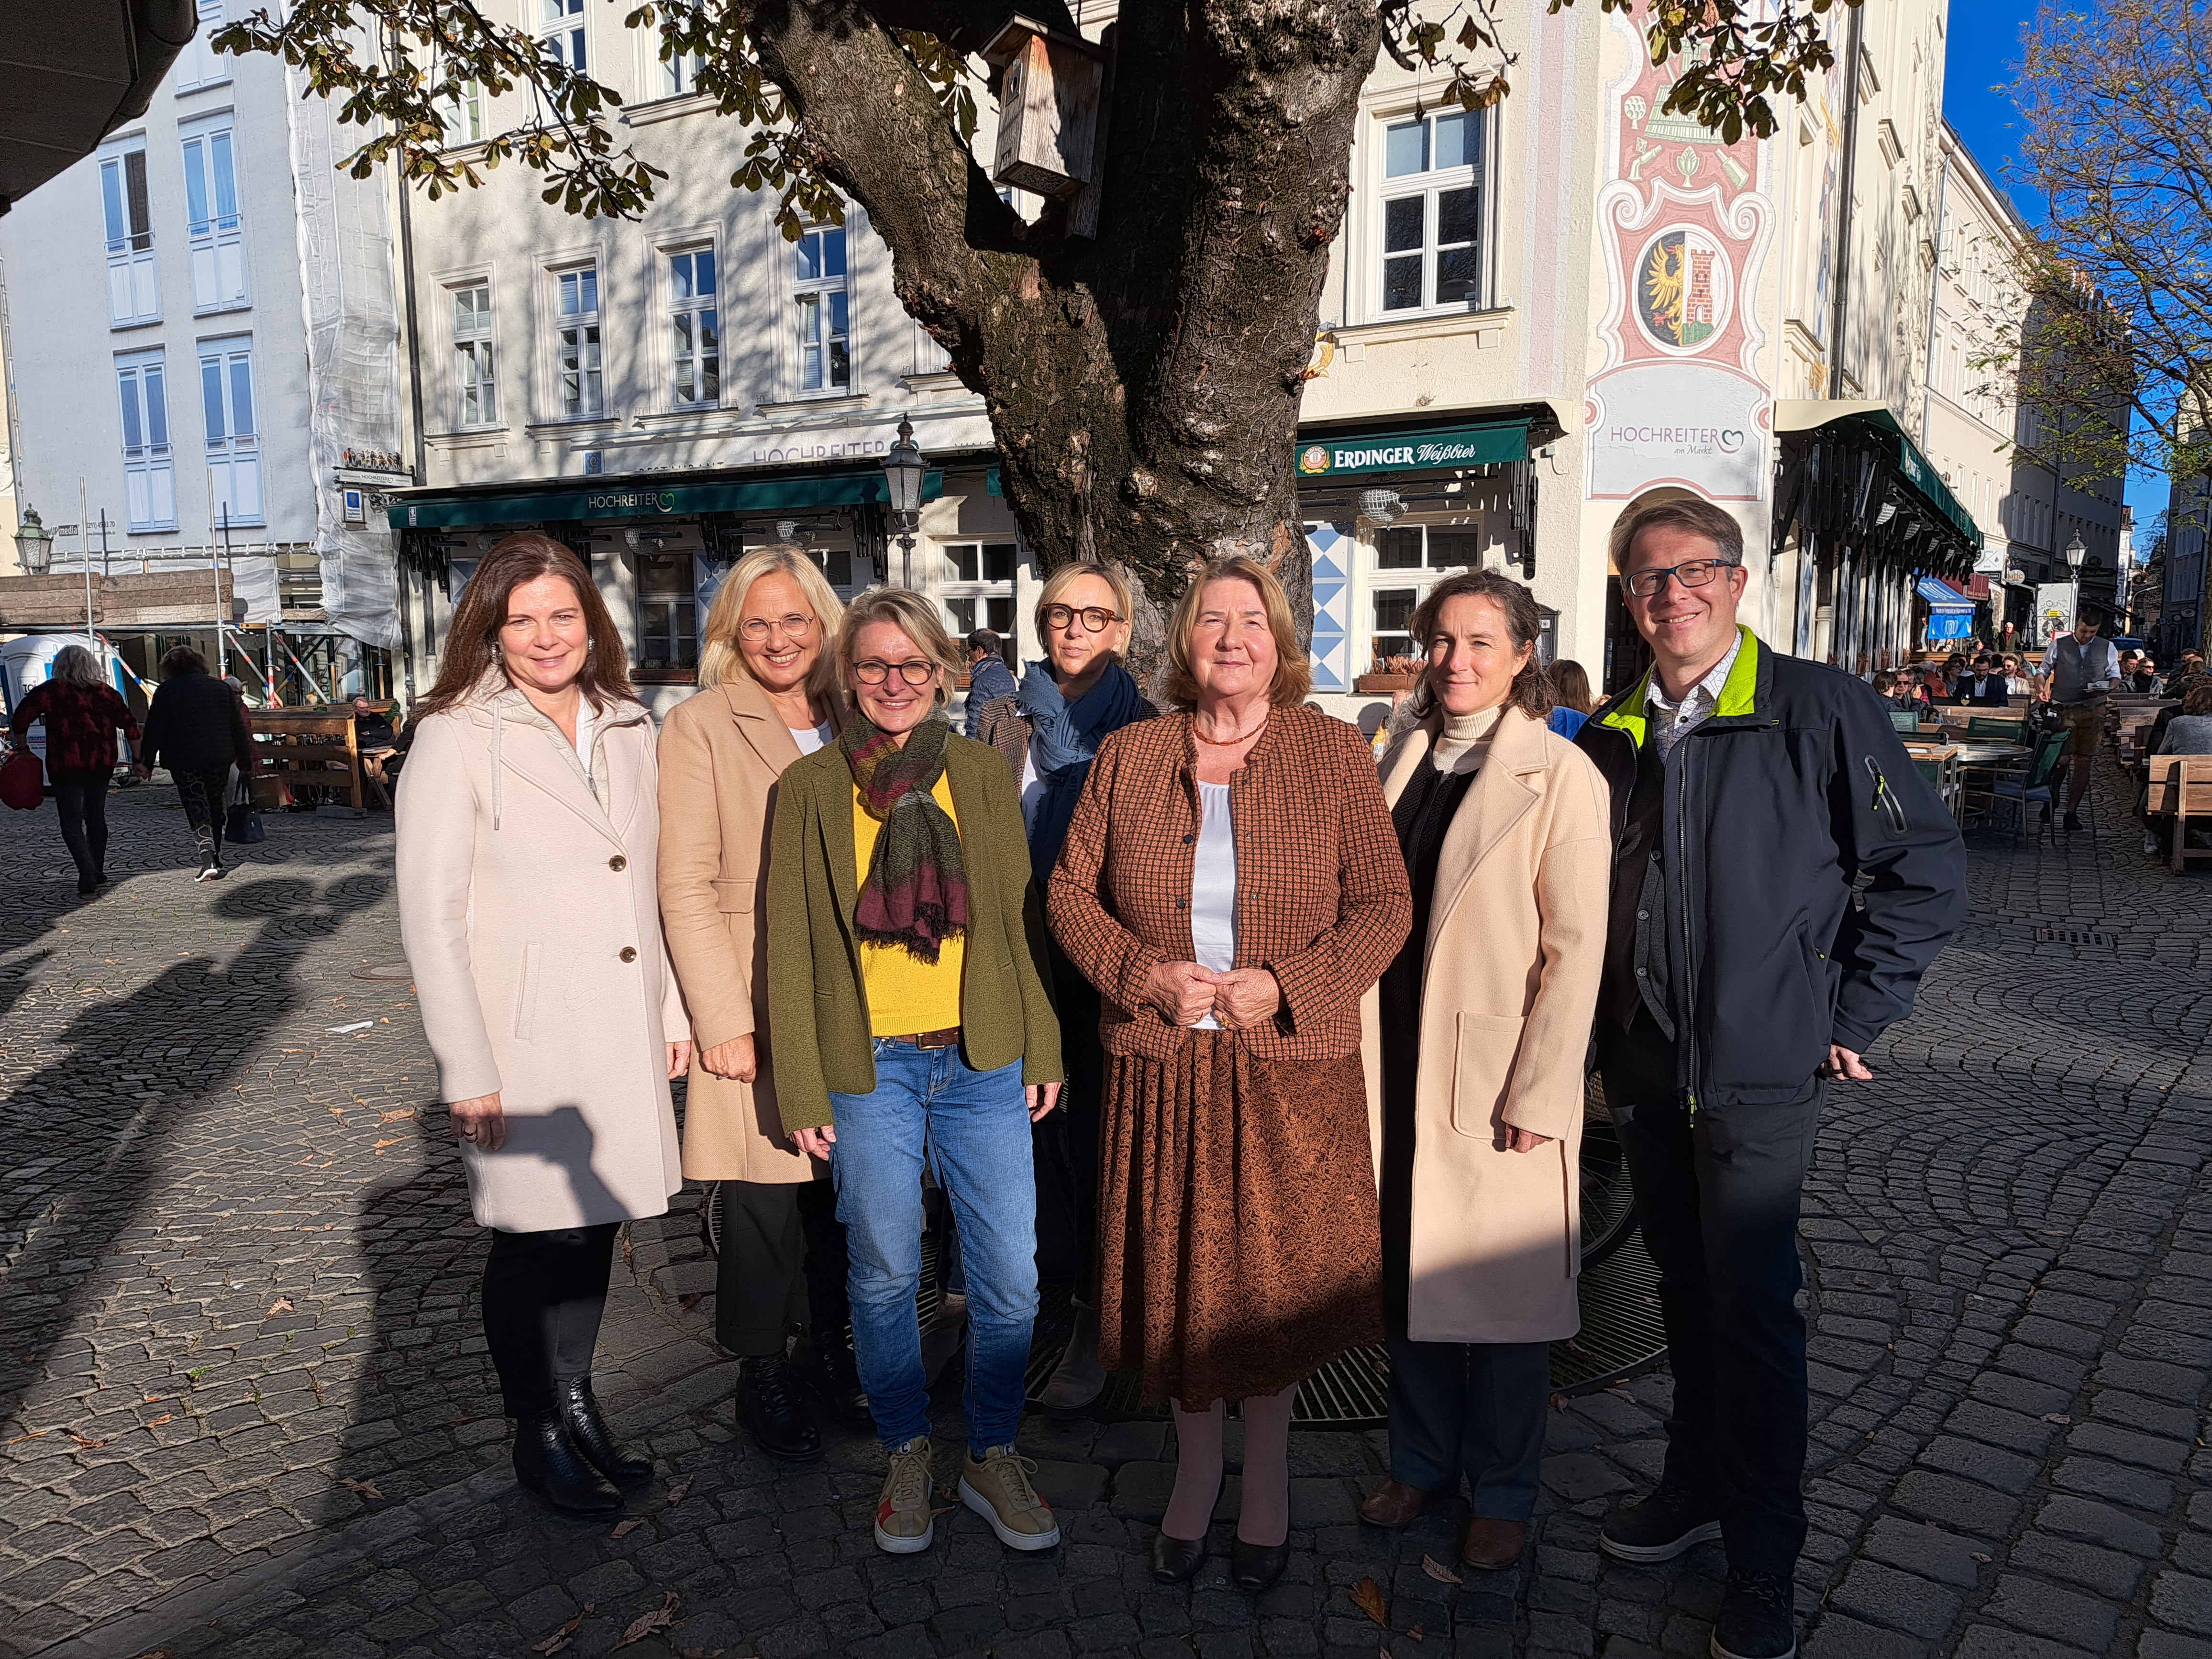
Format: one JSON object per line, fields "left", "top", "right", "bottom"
{"left": 887, "top": 1025, "right": 962, "bottom": 1051}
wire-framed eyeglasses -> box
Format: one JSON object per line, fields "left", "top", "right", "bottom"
{"left": 1624, "top": 558, "right": 1740, "bottom": 599}
{"left": 739, "top": 613, "right": 816, "bottom": 642}
{"left": 851, "top": 658, "right": 939, "bottom": 686}
{"left": 1040, "top": 603, "right": 1124, "bottom": 634}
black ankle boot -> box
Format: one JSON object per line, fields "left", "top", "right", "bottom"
{"left": 513, "top": 1408, "right": 623, "bottom": 1514}
{"left": 739, "top": 1354, "right": 823, "bottom": 1462}
{"left": 806, "top": 1339, "right": 873, "bottom": 1425}
{"left": 554, "top": 1377, "right": 651, "bottom": 1487}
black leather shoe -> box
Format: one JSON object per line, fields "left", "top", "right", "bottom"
{"left": 513, "top": 1409, "right": 623, "bottom": 1514}
{"left": 1600, "top": 1487, "right": 1723, "bottom": 1563}
{"left": 806, "top": 1339, "right": 873, "bottom": 1425}
{"left": 739, "top": 1355, "right": 824, "bottom": 1462}
{"left": 554, "top": 1376, "right": 651, "bottom": 1487}
{"left": 1231, "top": 1533, "right": 1290, "bottom": 1593}
{"left": 1711, "top": 1569, "right": 1796, "bottom": 1659}
{"left": 1151, "top": 1524, "right": 1208, "bottom": 1583}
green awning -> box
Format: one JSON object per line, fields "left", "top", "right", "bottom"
{"left": 388, "top": 466, "right": 946, "bottom": 530}
{"left": 1294, "top": 419, "right": 1529, "bottom": 480}
{"left": 1774, "top": 400, "right": 1982, "bottom": 553}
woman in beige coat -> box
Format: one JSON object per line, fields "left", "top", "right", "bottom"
{"left": 1353, "top": 570, "right": 1612, "bottom": 1572}
{"left": 658, "top": 543, "right": 853, "bottom": 1462}
{"left": 397, "top": 533, "right": 688, "bottom": 1518}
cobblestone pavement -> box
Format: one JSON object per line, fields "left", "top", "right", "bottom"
{"left": 2, "top": 768, "right": 2209, "bottom": 1659}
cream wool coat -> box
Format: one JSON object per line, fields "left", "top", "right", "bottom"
{"left": 396, "top": 679, "right": 685, "bottom": 1231}
{"left": 1360, "top": 705, "right": 1612, "bottom": 1344}
{"left": 657, "top": 675, "right": 841, "bottom": 1183}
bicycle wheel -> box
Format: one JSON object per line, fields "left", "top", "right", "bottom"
{"left": 1579, "top": 1076, "right": 1639, "bottom": 1269}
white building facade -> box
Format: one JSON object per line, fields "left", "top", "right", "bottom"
{"left": 0, "top": 3, "right": 404, "bottom": 698}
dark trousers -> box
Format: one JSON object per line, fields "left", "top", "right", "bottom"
{"left": 1605, "top": 1027, "right": 1824, "bottom": 1579}
{"left": 483, "top": 1221, "right": 619, "bottom": 1417}
{"left": 1033, "top": 946, "right": 1106, "bottom": 1292}
{"left": 715, "top": 1177, "right": 851, "bottom": 1359}
{"left": 1385, "top": 1333, "right": 1551, "bottom": 1519}
{"left": 51, "top": 774, "right": 110, "bottom": 882}
{"left": 176, "top": 767, "right": 233, "bottom": 863}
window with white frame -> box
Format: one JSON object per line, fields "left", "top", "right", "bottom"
{"left": 174, "top": 0, "right": 231, "bottom": 92}
{"left": 666, "top": 247, "right": 719, "bottom": 407}
{"left": 554, "top": 264, "right": 604, "bottom": 417}
{"left": 100, "top": 139, "right": 159, "bottom": 327}
{"left": 793, "top": 225, "right": 850, "bottom": 394}
{"left": 116, "top": 350, "right": 177, "bottom": 531}
{"left": 1377, "top": 107, "right": 1485, "bottom": 314}
{"left": 635, "top": 552, "right": 697, "bottom": 673}
{"left": 442, "top": 78, "right": 485, "bottom": 144}
{"left": 537, "top": 0, "right": 585, "bottom": 69}
{"left": 662, "top": 48, "right": 705, "bottom": 96}
{"left": 181, "top": 118, "right": 248, "bottom": 312}
{"left": 451, "top": 282, "right": 498, "bottom": 425}
{"left": 1369, "top": 522, "right": 1482, "bottom": 665}
{"left": 940, "top": 541, "right": 1017, "bottom": 664}
{"left": 199, "top": 337, "right": 262, "bottom": 526}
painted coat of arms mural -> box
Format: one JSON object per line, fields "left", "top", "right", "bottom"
{"left": 1586, "top": 13, "right": 1776, "bottom": 503}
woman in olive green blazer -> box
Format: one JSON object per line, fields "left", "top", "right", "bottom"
{"left": 764, "top": 588, "right": 1063, "bottom": 1561}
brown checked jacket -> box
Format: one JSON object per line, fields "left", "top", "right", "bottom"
{"left": 1047, "top": 704, "right": 1411, "bottom": 1063}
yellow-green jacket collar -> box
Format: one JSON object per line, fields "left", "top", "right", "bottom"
{"left": 1597, "top": 627, "right": 1763, "bottom": 751}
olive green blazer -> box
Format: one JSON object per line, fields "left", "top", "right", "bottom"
{"left": 766, "top": 730, "right": 1064, "bottom": 1132}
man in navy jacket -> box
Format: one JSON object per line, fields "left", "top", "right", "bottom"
{"left": 1576, "top": 499, "right": 1965, "bottom": 1659}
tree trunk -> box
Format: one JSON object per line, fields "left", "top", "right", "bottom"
{"left": 750, "top": 1, "right": 1381, "bottom": 691}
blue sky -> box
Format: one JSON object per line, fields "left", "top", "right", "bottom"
{"left": 1943, "top": 0, "right": 2168, "bottom": 528}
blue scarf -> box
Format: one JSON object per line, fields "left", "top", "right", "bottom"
{"left": 1016, "top": 658, "right": 1147, "bottom": 882}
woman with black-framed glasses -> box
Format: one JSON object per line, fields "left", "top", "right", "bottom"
{"left": 974, "top": 561, "right": 1153, "bottom": 1414}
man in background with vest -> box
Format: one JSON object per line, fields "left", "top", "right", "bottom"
{"left": 2038, "top": 614, "right": 2121, "bottom": 834}
{"left": 1575, "top": 498, "right": 1966, "bottom": 1659}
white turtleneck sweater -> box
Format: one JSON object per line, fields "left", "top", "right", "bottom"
{"left": 1429, "top": 703, "right": 1504, "bottom": 774}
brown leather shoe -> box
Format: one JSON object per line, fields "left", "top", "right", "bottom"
{"left": 1460, "top": 1516, "right": 1528, "bottom": 1571}
{"left": 1357, "top": 1478, "right": 1429, "bottom": 1528}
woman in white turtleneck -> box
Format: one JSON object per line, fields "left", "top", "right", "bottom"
{"left": 1354, "top": 570, "right": 1614, "bottom": 1575}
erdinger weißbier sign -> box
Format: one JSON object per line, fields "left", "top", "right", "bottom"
{"left": 1294, "top": 421, "right": 1527, "bottom": 479}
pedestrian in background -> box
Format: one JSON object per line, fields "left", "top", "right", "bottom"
{"left": 136, "top": 645, "right": 255, "bottom": 882}
{"left": 1049, "top": 555, "right": 1410, "bottom": 1593}
{"left": 1356, "top": 572, "right": 1610, "bottom": 1574}
{"left": 2037, "top": 616, "right": 2121, "bottom": 834}
{"left": 658, "top": 545, "right": 857, "bottom": 1463}
{"left": 975, "top": 560, "right": 1152, "bottom": 1415}
{"left": 1545, "top": 658, "right": 1596, "bottom": 738}
{"left": 396, "top": 532, "right": 689, "bottom": 1518}
{"left": 1574, "top": 498, "right": 1965, "bottom": 1659}
{"left": 8, "top": 644, "right": 139, "bottom": 896}
{"left": 962, "top": 629, "right": 1017, "bottom": 738}
{"left": 767, "top": 588, "right": 1065, "bottom": 1559}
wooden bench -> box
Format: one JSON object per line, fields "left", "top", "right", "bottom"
{"left": 2146, "top": 754, "right": 2212, "bottom": 874}
{"left": 247, "top": 708, "right": 366, "bottom": 811}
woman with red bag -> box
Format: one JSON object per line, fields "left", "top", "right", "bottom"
{"left": 8, "top": 645, "right": 140, "bottom": 896}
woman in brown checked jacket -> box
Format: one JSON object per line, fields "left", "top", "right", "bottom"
{"left": 1049, "top": 555, "right": 1411, "bottom": 1593}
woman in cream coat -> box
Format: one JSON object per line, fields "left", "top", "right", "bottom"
{"left": 397, "top": 532, "right": 688, "bottom": 1517}
{"left": 1354, "top": 570, "right": 1612, "bottom": 1572}
{"left": 658, "top": 544, "right": 852, "bottom": 1462}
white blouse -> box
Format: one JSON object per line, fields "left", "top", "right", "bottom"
{"left": 1188, "top": 780, "right": 1237, "bottom": 1030}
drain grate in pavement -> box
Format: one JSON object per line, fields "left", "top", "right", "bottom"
{"left": 2035, "top": 927, "right": 2115, "bottom": 948}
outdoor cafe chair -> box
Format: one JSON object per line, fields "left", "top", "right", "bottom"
{"left": 1982, "top": 730, "right": 2071, "bottom": 849}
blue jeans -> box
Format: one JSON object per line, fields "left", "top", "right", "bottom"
{"left": 830, "top": 1040, "right": 1037, "bottom": 1453}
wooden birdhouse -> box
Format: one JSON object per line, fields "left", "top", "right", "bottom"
{"left": 984, "top": 14, "right": 1106, "bottom": 204}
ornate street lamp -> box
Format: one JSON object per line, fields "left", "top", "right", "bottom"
{"left": 2063, "top": 532, "right": 2086, "bottom": 574}
{"left": 13, "top": 505, "right": 52, "bottom": 576}
{"left": 882, "top": 415, "right": 925, "bottom": 587}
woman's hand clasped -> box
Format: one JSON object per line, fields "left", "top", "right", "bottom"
{"left": 699, "top": 1034, "right": 756, "bottom": 1081}
{"left": 1144, "top": 961, "right": 1217, "bottom": 1026}
{"left": 449, "top": 1092, "right": 506, "bottom": 1152}
{"left": 1142, "top": 962, "right": 1285, "bottom": 1030}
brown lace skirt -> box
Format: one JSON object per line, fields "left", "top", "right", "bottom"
{"left": 1096, "top": 1031, "right": 1382, "bottom": 1407}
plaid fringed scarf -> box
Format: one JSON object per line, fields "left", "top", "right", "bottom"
{"left": 842, "top": 712, "right": 970, "bottom": 962}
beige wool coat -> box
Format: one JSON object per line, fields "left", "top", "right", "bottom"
{"left": 657, "top": 675, "right": 841, "bottom": 1183}
{"left": 1360, "top": 705, "right": 1612, "bottom": 1344}
{"left": 396, "top": 677, "right": 686, "bottom": 1231}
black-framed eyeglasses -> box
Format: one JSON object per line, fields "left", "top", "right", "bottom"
{"left": 851, "top": 659, "right": 938, "bottom": 686}
{"left": 1041, "top": 603, "right": 1124, "bottom": 634}
{"left": 1624, "top": 558, "right": 1740, "bottom": 599}
{"left": 739, "top": 613, "right": 815, "bottom": 642}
